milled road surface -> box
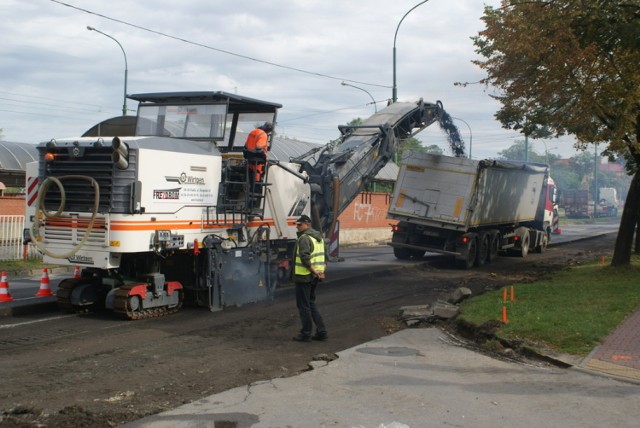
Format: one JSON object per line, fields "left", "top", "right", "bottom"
{"left": 0, "top": 230, "right": 618, "bottom": 427}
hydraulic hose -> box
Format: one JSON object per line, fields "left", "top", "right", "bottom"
{"left": 29, "top": 175, "right": 101, "bottom": 259}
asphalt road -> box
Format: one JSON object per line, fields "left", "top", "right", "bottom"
{"left": 0, "top": 219, "right": 626, "bottom": 428}
{"left": 1, "top": 219, "right": 621, "bottom": 308}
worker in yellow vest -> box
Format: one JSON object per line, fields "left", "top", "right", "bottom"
{"left": 291, "top": 214, "right": 328, "bottom": 342}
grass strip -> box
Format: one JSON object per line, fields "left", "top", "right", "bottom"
{"left": 459, "top": 255, "right": 640, "bottom": 356}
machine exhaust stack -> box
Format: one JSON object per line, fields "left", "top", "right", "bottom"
{"left": 112, "top": 137, "right": 129, "bottom": 170}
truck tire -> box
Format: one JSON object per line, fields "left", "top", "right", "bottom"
{"left": 394, "top": 247, "right": 411, "bottom": 260}
{"left": 476, "top": 234, "right": 489, "bottom": 266}
{"left": 487, "top": 232, "right": 500, "bottom": 262}
{"left": 456, "top": 237, "right": 477, "bottom": 269}
{"left": 410, "top": 249, "right": 425, "bottom": 259}
{"left": 534, "top": 231, "right": 548, "bottom": 253}
{"left": 519, "top": 233, "right": 530, "bottom": 258}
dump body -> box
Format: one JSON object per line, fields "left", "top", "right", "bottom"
{"left": 388, "top": 153, "right": 548, "bottom": 230}
{"left": 388, "top": 152, "right": 555, "bottom": 269}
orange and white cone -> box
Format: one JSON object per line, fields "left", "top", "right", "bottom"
{"left": 35, "top": 268, "right": 54, "bottom": 297}
{"left": 0, "top": 271, "right": 14, "bottom": 302}
{"left": 73, "top": 266, "right": 81, "bottom": 279}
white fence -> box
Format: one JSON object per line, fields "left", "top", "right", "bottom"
{"left": 0, "top": 215, "right": 41, "bottom": 261}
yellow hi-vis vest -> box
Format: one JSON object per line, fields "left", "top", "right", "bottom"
{"left": 294, "top": 235, "right": 326, "bottom": 275}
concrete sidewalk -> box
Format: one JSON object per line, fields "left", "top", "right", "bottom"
{"left": 123, "top": 328, "right": 640, "bottom": 428}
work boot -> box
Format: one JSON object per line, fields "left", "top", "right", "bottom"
{"left": 312, "top": 333, "right": 328, "bottom": 341}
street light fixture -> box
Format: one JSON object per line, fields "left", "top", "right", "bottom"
{"left": 392, "top": 0, "right": 429, "bottom": 103}
{"left": 452, "top": 117, "right": 472, "bottom": 159}
{"left": 87, "top": 26, "right": 128, "bottom": 116}
{"left": 341, "top": 82, "right": 377, "bottom": 112}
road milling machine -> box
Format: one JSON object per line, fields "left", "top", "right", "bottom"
{"left": 25, "top": 91, "right": 453, "bottom": 319}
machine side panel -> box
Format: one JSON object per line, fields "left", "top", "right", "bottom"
{"left": 262, "top": 162, "right": 309, "bottom": 240}
{"left": 137, "top": 148, "right": 220, "bottom": 213}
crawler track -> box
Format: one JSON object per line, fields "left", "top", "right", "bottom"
{"left": 112, "top": 283, "right": 183, "bottom": 320}
{"left": 56, "top": 278, "right": 95, "bottom": 313}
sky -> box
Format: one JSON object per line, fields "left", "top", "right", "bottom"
{"left": 0, "top": 0, "right": 584, "bottom": 160}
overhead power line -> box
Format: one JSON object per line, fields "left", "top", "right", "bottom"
{"left": 49, "top": 0, "right": 391, "bottom": 89}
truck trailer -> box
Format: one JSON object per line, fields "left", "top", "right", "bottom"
{"left": 387, "top": 152, "right": 558, "bottom": 268}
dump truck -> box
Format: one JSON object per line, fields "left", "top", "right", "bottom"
{"left": 564, "top": 189, "right": 593, "bottom": 219}
{"left": 387, "top": 152, "right": 558, "bottom": 269}
{"left": 24, "top": 91, "right": 457, "bottom": 319}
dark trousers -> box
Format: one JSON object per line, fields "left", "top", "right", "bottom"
{"left": 295, "top": 279, "right": 326, "bottom": 338}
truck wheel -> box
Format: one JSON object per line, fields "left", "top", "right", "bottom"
{"left": 519, "top": 233, "right": 530, "bottom": 258}
{"left": 487, "top": 233, "right": 500, "bottom": 262}
{"left": 534, "top": 232, "right": 548, "bottom": 253}
{"left": 456, "top": 237, "right": 477, "bottom": 269}
{"left": 476, "top": 234, "right": 489, "bottom": 266}
{"left": 410, "top": 249, "right": 425, "bottom": 259}
{"left": 394, "top": 247, "right": 411, "bottom": 260}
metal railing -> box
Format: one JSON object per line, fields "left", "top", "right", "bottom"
{"left": 0, "top": 215, "right": 41, "bottom": 261}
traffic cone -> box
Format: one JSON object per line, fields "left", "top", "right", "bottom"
{"left": 35, "top": 268, "right": 54, "bottom": 297}
{"left": 73, "top": 266, "right": 81, "bottom": 279}
{"left": 0, "top": 271, "right": 14, "bottom": 302}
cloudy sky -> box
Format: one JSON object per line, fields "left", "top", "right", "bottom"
{"left": 1, "top": 0, "right": 582, "bottom": 159}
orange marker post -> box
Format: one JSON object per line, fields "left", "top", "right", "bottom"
{"left": 501, "top": 306, "right": 509, "bottom": 323}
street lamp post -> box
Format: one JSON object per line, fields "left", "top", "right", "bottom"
{"left": 542, "top": 141, "right": 558, "bottom": 165}
{"left": 341, "top": 82, "right": 377, "bottom": 112}
{"left": 452, "top": 117, "right": 472, "bottom": 159}
{"left": 594, "top": 142, "right": 599, "bottom": 204}
{"left": 392, "top": 0, "right": 429, "bottom": 103}
{"left": 87, "top": 26, "right": 128, "bottom": 116}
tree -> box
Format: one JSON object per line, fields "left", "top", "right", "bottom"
{"left": 0, "top": 128, "right": 3, "bottom": 141}
{"left": 570, "top": 152, "right": 595, "bottom": 187}
{"left": 497, "top": 139, "right": 545, "bottom": 163}
{"left": 472, "top": 1, "right": 640, "bottom": 266}
{"left": 397, "top": 138, "right": 444, "bottom": 160}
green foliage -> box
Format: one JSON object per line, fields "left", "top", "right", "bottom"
{"left": 459, "top": 256, "right": 640, "bottom": 355}
{"left": 497, "top": 139, "right": 545, "bottom": 163}
{"left": 0, "top": 258, "right": 50, "bottom": 271}
{"left": 397, "top": 138, "right": 444, "bottom": 161}
{"left": 496, "top": 139, "right": 631, "bottom": 209}
{"left": 364, "top": 181, "right": 393, "bottom": 193}
{"left": 473, "top": 1, "right": 640, "bottom": 156}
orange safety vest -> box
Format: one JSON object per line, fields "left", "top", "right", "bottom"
{"left": 244, "top": 128, "right": 269, "bottom": 154}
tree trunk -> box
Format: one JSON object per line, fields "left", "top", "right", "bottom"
{"left": 611, "top": 171, "right": 640, "bottom": 266}
{"left": 635, "top": 205, "right": 640, "bottom": 254}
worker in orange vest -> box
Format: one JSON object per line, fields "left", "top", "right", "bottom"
{"left": 243, "top": 122, "right": 274, "bottom": 184}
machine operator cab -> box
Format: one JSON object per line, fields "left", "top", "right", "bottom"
{"left": 127, "top": 91, "right": 282, "bottom": 220}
